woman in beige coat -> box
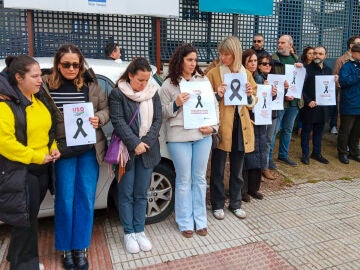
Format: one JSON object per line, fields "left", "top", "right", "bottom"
{"left": 206, "top": 36, "right": 257, "bottom": 220}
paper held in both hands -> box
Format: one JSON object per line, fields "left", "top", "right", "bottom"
{"left": 253, "top": 84, "right": 272, "bottom": 125}
{"left": 315, "top": 75, "right": 336, "bottom": 106}
{"left": 179, "top": 80, "right": 218, "bottom": 129}
{"left": 285, "top": 64, "right": 306, "bottom": 99}
{"left": 63, "top": 102, "right": 96, "bottom": 146}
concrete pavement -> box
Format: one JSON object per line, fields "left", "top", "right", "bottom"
{"left": 1, "top": 178, "right": 360, "bottom": 269}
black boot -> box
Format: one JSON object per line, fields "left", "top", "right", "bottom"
{"left": 74, "top": 249, "right": 89, "bottom": 270}
{"left": 63, "top": 250, "right": 75, "bottom": 270}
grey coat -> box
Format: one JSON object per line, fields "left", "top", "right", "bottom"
{"left": 109, "top": 87, "right": 162, "bottom": 169}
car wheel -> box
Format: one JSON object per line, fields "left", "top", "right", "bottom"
{"left": 146, "top": 161, "right": 175, "bottom": 224}
{"left": 108, "top": 160, "right": 175, "bottom": 224}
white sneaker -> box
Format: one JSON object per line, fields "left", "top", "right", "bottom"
{"left": 124, "top": 233, "right": 140, "bottom": 253}
{"left": 232, "top": 208, "right": 246, "bottom": 219}
{"left": 213, "top": 209, "right": 225, "bottom": 220}
{"left": 331, "top": 126, "right": 338, "bottom": 134}
{"left": 39, "top": 263, "right": 45, "bottom": 270}
{"left": 135, "top": 232, "right": 152, "bottom": 252}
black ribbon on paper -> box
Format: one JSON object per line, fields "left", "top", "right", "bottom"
{"left": 324, "top": 85, "right": 328, "bottom": 94}
{"left": 263, "top": 97, "right": 267, "bottom": 109}
{"left": 292, "top": 75, "right": 296, "bottom": 84}
{"left": 195, "top": 95, "right": 203, "bottom": 108}
{"left": 229, "top": 79, "right": 242, "bottom": 101}
{"left": 73, "top": 118, "right": 88, "bottom": 139}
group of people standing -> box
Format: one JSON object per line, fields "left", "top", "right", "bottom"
{"left": 0, "top": 32, "right": 359, "bottom": 269}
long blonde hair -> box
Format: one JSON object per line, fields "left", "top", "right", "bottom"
{"left": 218, "top": 36, "right": 243, "bottom": 72}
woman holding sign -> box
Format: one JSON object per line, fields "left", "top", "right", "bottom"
{"left": 241, "top": 49, "right": 278, "bottom": 201}
{"left": 160, "top": 44, "right": 219, "bottom": 238}
{"left": 206, "top": 36, "right": 257, "bottom": 220}
{"left": 43, "top": 43, "right": 109, "bottom": 270}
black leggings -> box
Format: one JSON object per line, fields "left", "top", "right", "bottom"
{"left": 7, "top": 165, "right": 49, "bottom": 270}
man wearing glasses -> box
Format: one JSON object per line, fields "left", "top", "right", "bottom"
{"left": 251, "top": 34, "right": 269, "bottom": 58}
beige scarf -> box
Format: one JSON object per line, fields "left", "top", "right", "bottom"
{"left": 118, "top": 81, "right": 157, "bottom": 137}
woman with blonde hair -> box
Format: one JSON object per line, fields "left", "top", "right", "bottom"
{"left": 206, "top": 36, "right": 257, "bottom": 220}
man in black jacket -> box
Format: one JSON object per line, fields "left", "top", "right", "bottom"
{"left": 300, "top": 46, "right": 336, "bottom": 165}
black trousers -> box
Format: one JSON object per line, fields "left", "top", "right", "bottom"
{"left": 301, "top": 122, "right": 325, "bottom": 157}
{"left": 210, "top": 148, "right": 245, "bottom": 210}
{"left": 242, "top": 169, "right": 262, "bottom": 195}
{"left": 337, "top": 115, "right": 360, "bottom": 156}
{"left": 7, "top": 165, "right": 49, "bottom": 270}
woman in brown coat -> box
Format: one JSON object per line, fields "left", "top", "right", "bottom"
{"left": 206, "top": 36, "right": 257, "bottom": 220}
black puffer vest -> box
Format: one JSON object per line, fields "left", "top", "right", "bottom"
{"left": 0, "top": 72, "right": 55, "bottom": 226}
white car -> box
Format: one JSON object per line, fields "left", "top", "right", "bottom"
{"left": 0, "top": 57, "right": 175, "bottom": 224}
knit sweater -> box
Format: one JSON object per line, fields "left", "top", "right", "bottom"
{"left": 160, "top": 74, "right": 219, "bottom": 143}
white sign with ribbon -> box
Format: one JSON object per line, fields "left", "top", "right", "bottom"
{"left": 315, "top": 75, "right": 336, "bottom": 106}
{"left": 267, "top": 74, "right": 285, "bottom": 110}
{"left": 223, "top": 73, "right": 248, "bottom": 106}
{"left": 179, "top": 80, "right": 218, "bottom": 129}
{"left": 285, "top": 64, "right": 306, "bottom": 99}
{"left": 63, "top": 102, "right": 96, "bottom": 146}
{"left": 253, "top": 84, "right": 272, "bottom": 125}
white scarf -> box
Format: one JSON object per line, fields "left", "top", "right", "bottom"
{"left": 118, "top": 81, "right": 157, "bottom": 137}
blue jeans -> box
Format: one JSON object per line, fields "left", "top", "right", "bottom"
{"left": 117, "top": 156, "right": 153, "bottom": 234}
{"left": 55, "top": 149, "right": 99, "bottom": 250}
{"left": 168, "top": 136, "right": 212, "bottom": 232}
{"left": 265, "top": 118, "right": 277, "bottom": 169}
{"left": 278, "top": 106, "right": 299, "bottom": 159}
{"left": 269, "top": 113, "right": 282, "bottom": 162}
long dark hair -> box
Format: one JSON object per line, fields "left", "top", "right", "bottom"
{"left": 166, "top": 44, "right": 203, "bottom": 87}
{"left": 301, "top": 46, "right": 314, "bottom": 64}
{"left": 116, "top": 57, "right": 152, "bottom": 86}
{"left": 46, "top": 43, "right": 86, "bottom": 90}
{"left": 4, "top": 55, "right": 39, "bottom": 86}
{"left": 242, "top": 49, "right": 257, "bottom": 67}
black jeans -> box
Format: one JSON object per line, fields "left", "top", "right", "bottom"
{"left": 243, "top": 169, "right": 262, "bottom": 194}
{"left": 337, "top": 115, "right": 360, "bottom": 156}
{"left": 301, "top": 122, "right": 325, "bottom": 157}
{"left": 210, "top": 148, "right": 245, "bottom": 210}
{"left": 7, "top": 165, "right": 49, "bottom": 270}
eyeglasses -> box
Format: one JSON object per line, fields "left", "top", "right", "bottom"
{"left": 259, "top": 62, "right": 272, "bottom": 66}
{"left": 253, "top": 40, "right": 263, "bottom": 43}
{"left": 60, "top": 62, "right": 80, "bottom": 69}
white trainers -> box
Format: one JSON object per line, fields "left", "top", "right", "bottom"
{"left": 124, "top": 233, "right": 140, "bottom": 254}
{"left": 232, "top": 208, "right": 246, "bottom": 219}
{"left": 331, "top": 126, "right": 338, "bottom": 134}
{"left": 213, "top": 209, "right": 225, "bottom": 220}
{"left": 135, "top": 232, "right": 152, "bottom": 252}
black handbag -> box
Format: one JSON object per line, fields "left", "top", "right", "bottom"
{"left": 56, "top": 137, "right": 93, "bottom": 158}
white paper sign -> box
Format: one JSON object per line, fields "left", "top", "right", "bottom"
{"left": 224, "top": 73, "right": 248, "bottom": 106}
{"left": 179, "top": 80, "right": 218, "bottom": 129}
{"left": 285, "top": 64, "right": 306, "bottom": 99}
{"left": 253, "top": 85, "right": 272, "bottom": 125}
{"left": 63, "top": 102, "right": 96, "bottom": 146}
{"left": 267, "top": 74, "right": 285, "bottom": 110}
{"left": 315, "top": 75, "right": 336, "bottom": 106}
